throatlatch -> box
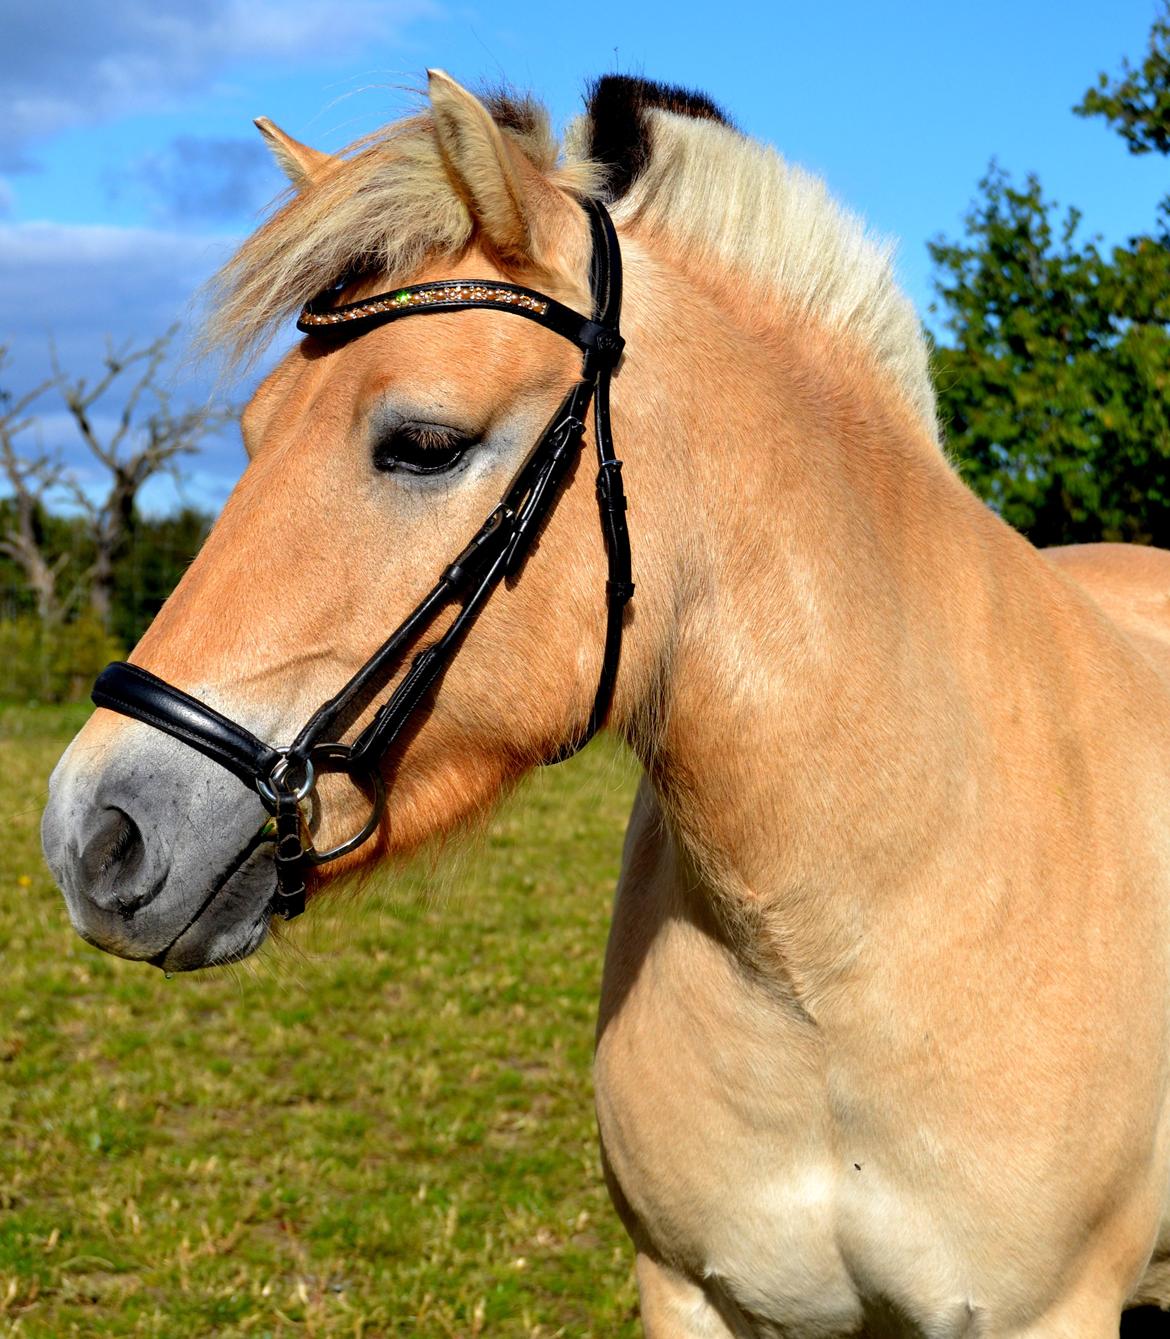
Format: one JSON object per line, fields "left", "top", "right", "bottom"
{"left": 91, "top": 198, "right": 632, "bottom": 922}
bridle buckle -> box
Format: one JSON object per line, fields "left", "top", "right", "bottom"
{"left": 256, "top": 752, "right": 316, "bottom": 808}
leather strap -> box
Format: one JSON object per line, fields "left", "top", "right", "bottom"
{"left": 92, "top": 661, "right": 281, "bottom": 788}
{"left": 299, "top": 279, "right": 621, "bottom": 364}
{"left": 550, "top": 198, "right": 632, "bottom": 758}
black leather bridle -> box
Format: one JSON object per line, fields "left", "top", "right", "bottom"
{"left": 90, "top": 198, "right": 632, "bottom": 921}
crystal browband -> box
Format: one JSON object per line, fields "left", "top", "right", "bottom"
{"left": 297, "top": 271, "right": 623, "bottom": 377}
{"left": 299, "top": 281, "right": 550, "bottom": 328}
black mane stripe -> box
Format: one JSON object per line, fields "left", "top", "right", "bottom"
{"left": 584, "top": 74, "right": 735, "bottom": 202}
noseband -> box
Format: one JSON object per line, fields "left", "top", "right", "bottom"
{"left": 91, "top": 198, "right": 632, "bottom": 921}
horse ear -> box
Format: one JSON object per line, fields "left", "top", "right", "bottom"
{"left": 427, "top": 69, "right": 533, "bottom": 263}
{"left": 253, "top": 117, "right": 333, "bottom": 186}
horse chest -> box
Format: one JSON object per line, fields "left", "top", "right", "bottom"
{"left": 595, "top": 895, "right": 976, "bottom": 1336}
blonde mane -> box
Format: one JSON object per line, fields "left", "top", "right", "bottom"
{"left": 569, "top": 106, "right": 937, "bottom": 440}
{"left": 207, "top": 83, "right": 936, "bottom": 440}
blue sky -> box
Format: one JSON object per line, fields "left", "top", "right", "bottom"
{"left": 1, "top": 0, "right": 1165, "bottom": 512}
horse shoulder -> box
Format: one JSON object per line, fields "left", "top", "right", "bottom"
{"left": 1043, "top": 543, "right": 1170, "bottom": 684}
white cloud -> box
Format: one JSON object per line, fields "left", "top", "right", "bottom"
{"left": 0, "top": 220, "right": 232, "bottom": 360}
{"left": 0, "top": 0, "right": 438, "bottom": 169}
{"left": 113, "top": 135, "right": 283, "bottom": 226}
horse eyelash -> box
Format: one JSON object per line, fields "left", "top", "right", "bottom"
{"left": 398, "top": 423, "right": 466, "bottom": 451}
{"left": 372, "top": 423, "right": 475, "bottom": 475}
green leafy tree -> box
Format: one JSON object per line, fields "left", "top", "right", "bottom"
{"left": 931, "top": 7, "right": 1170, "bottom": 546}
{"left": 1075, "top": 6, "right": 1170, "bottom": 156}
{"left": 111, "top": 507, "right": 210, "bottom": 647}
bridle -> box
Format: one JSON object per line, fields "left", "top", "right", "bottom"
{"left": 90, "top": 198, "right": 631, "bottom": 922}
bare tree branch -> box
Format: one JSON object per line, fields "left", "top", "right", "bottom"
{"left": 0, "top": 347, "right": 65, "bottom": 623}
{"left": 3, "top": 331, "right": 232, "bottom": 630}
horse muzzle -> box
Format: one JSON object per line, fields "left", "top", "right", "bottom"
{"left": 41, "top": 719, "right": 278, "bottom": 971}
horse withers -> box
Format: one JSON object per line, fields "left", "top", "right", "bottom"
{"left": 42, "top": 71, "right": 1170, "bottom": 1336}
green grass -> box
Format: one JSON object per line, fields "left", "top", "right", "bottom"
{"left": 0, "top": 704, "right": 643, "bottom": 1336}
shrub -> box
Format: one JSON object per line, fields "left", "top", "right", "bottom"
{"left": 0, "top": 617, "right": 123, "bottom": 705}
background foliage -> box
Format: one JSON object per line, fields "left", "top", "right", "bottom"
{"left": 0, "top": 508, "right": 209, "bottom": 703}
{"left": 0, "top": 330, "right": 219, "bottom": 703}
{"left": 0, "top": 506, "right": 209, "bottom": 634}
{"left": 931, "top": 3, "right": 1170, "bottom": 546}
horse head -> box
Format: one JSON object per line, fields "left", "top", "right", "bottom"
{"left": 42, "top": 72, "right": 653, "bottom": 970}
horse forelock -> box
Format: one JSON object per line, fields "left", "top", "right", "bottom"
{"left": 201, "top": 94, "right": 597, "bottom": 369}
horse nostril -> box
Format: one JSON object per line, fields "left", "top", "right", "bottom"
{"left": 78, "top": 807, "right": 151, "bottom": 914}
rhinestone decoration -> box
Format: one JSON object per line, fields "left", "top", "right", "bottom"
{"left": 300, "top": 283, "right": 549, "bottom": 327}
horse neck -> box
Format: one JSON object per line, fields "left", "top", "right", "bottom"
{"left": 614, "top": 242, "right": 1023, "bottom": 965}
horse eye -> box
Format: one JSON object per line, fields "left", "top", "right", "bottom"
{"left": 372, "top": 423, "right": 473, "bottom": 476}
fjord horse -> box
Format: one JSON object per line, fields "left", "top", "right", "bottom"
{"left": 43, "top": 72, "right": 1170, "bottom": 1335}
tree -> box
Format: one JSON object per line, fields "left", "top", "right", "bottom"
{"left": 52, "top": 328, "right": 230, "bottom": 629}
{"left": 110, "top": 507, "right": 211, "bottom": 647}
{"left": 0, "top": 329, "right": 229, "bottom": 632}
{"left": 1075, "top": 5, "right": 1170, "bottom": 158}
{"left": 931, "top": 7, "right": 1170, "bottom": 547}
{"left": 0, "top": 351, "right": 63, "bottom": 623}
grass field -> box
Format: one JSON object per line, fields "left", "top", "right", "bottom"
{"left": 0, "top": 705, "right": 643, "bottom": 1337}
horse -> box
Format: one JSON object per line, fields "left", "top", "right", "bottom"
{"left": 41, "top": 70, "right": 1170, "bottom": 1336}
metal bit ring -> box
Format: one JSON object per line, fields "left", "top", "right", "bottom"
{"left": 256, "top": 754, "right": 316, "bottom": 807}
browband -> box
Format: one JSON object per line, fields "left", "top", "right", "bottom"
{"left": 297, "top": 279, "right": 622, "bottom": 366}
{"left": 92, "top": 197, "right": 631, "bottom": 924}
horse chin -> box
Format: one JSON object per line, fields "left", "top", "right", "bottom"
{"left": 148, "top": 845, "right": 277, "bottom": 973}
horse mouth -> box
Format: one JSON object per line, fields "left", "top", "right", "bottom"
{"left": 150, "top": 843, "right": 277, "bottom": 973}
